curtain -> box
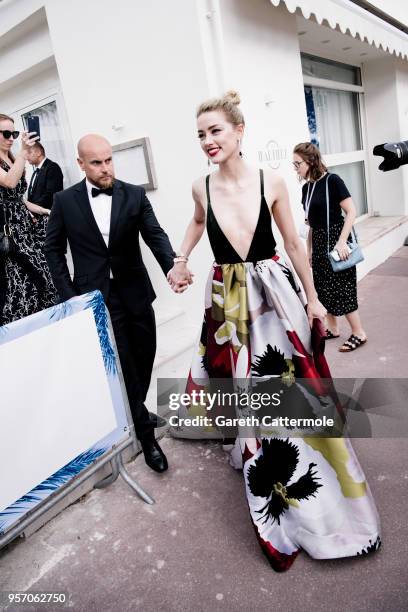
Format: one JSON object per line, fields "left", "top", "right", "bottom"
{"left": 22, "top": 101, "right": 74, "bottom": 187}
{"left": 304, "top": 87, "right": 361, "bottom": 155}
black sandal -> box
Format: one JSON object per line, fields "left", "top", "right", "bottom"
{"left": 325, "top": 329, "right": 340, "bottom": 339}
{"left": 339, "top": 334, "right": 367, "bottom": 352}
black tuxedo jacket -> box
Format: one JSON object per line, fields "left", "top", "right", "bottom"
{"left": 28, "top": 158, "right": 64, "bottom": 209}
{"left": 44, "top": 179, "right": 175, "bottom": 313}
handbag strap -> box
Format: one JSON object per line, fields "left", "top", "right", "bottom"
{"left": 325, "top": 173, "right": 331, "bottom": 255}
{"left": 326, "top": 173, "right": 358, "bottom": 252}
{"left": 2, "top": 200, "right": 10, "bottom": 232}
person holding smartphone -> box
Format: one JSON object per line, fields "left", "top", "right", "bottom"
{"left": 0, "top": 113, "right": 57, "bottom": 325}
{"left": 293, "top": 142, "right": 367, "bottom": 352}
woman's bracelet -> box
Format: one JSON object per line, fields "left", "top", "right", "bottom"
{"left": 173, "top": 256, "right": 188, "bottom": 264}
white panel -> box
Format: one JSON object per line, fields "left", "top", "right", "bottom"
{"left": 113, "top": 146, "right": 149, "bottom": 185}
{"left": 0, "top": 309, "right": 118, "bottom": 512}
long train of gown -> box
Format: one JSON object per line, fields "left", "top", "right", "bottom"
{"left": 171, "top": 254, "right": 381, "bottom": 572}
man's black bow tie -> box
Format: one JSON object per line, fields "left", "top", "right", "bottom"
{"left": 91, "top": 186, "right": 113, "bottom": 197}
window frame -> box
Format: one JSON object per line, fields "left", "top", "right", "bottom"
{"left": 302, "top": 55, "right": 372, "bottom": 221}
{"left": 12, "top": 92, "right": 78, "bottom": 187}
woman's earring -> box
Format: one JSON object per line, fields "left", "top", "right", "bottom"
{"left": 238, "top": 139, "right": 243, "bottom": 158}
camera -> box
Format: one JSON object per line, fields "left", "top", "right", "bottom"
{"left": 373, "top": 140, "right": 408, "bottom": 171}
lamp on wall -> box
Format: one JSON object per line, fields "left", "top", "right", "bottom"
{"left": 264, "top": 93, "right": 275, "bottom": 106}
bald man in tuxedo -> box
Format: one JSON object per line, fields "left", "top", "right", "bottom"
{"left": 45, "top": 134, "right": 191, "bottom": 472}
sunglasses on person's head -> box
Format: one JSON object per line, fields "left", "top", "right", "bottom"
{"left": 0, "top": 130, "right": 20, "bottom": 140}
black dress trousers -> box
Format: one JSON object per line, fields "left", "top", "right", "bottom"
{"left": 106, "top": 279, "right": 156, "bottom": 440}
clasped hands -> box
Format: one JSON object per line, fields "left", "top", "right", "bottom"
{"left": 167, "top": 262, "right": 194, "bottom": 293}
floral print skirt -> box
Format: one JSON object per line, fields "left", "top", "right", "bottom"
{"left": 170, "top": 253, "right": 380, "bottom": 571}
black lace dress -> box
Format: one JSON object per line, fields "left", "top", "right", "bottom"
{"left": 0, "top": 158, "right": 57, "bottom": 325}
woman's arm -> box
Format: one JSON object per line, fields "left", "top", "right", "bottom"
{"left": 167, "top": 178, "right": 206, "bottom": 293}
{"left": 179, "top": 180, "right": 206, "bottom": 255}
{"left": 0, "top": 152, "right": 26, "bottom": 189}
{"left": 25, "top": 200, "right": 51, "bottom": 216}
{"left": 269, "top": 172, "right": 326, "bottom": 325}
{"left": 335, "top": 197, "right": 356, "bottom": 261}
{"left": 0, "top": 132, "right": 38, "bottom": 189}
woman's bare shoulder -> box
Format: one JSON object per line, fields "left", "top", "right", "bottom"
{"left": 192, "top": 174, "right": 209, "bottom": 205}
{"left": 262, "top": 166, "right": 287, "bottom": 188}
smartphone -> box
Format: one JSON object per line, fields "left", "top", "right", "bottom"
{"left": 26, "top": 116, "right": 40, "bottom": 140}
{"left": 330, "top": 249, "right": 341, "bottom": 262}
{"left": 330, "top": 244, "right": 352, "bottom": 261}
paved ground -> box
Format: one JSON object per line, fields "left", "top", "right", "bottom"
{"left": 1, "top": 247, "right": 408, "bottom": 612}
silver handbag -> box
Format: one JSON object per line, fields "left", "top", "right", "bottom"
{"left": 325, "top": 175, "right": 364, "bottom": 272}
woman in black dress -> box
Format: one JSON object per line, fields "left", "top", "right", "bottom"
{"left": 0, "top": 113, "right": 57, "bottom": 325}
{"left": 167, "top": 92, "right": 380, "bottom": 571}
{"left": 293, "top": 142, "right": 367, "bottom": 352}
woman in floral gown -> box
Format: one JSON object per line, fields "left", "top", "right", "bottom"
{"left": 0, "top": 113, "right": 57, "bottom": 325}
{"left": 167, "top": 91, "right": 381, "bottom": 572}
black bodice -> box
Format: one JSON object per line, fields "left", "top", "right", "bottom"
{"left": 206, "top": 169, "right": 276, "bottom": 264}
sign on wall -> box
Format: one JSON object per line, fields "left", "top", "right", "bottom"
{"left": 113, "top": 137, "right": 157, "bottom": 191}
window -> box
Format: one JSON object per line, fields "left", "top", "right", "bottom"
{"left": 301, "top": 54, "right": 361, "bottom": 86}
{"left": 304, "top": 87, "right": 362, "bottom": 154}
{"left": 21, "top": 100, "right": 75, "bottom": 187}
{"left": 302, "top": 53, "right": 368, "bottom": 217}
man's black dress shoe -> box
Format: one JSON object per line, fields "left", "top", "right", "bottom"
{"left": 148, "top": 411, "right": 168, "bottom": 428}
{"left": 140, "top": 438, "right": 168, "bottom": 473}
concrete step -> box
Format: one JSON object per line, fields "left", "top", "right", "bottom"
{"left": 154, "top": 308, "right": 197, "bottom": 371}
{"left": 147, "top": 308, "right": 198, "bottom": 418}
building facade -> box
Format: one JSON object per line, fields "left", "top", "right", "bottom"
{"left": 1, "top": 0, "right": 407, "bottom": 369}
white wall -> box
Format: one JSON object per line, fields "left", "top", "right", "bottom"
{"left": 0, "top": 0, "right": 45, "bottom": 38}
{"left": 43, "top": 0, "right": 214, "bottom": 323}
{"left": 217, "top": 0, "right": 310, "bottom": 240}
{"left": 396, "top": 58, "right": 408, "bottom": 212}
{"left": 0, "top": 13, "right": 52, "bottom": 87}
{"left": 1, "top": 61, "right": 59, "bottom": 115}
{"left": 362, "top": 56, "right": 406, "bottom": 215}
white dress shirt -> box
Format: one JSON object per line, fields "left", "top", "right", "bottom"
{"left": 36, "top": 157, "right": 47, "bottom": 170}
{"left": 29, "top": 157, "right": 47, "bottom": 193}
{"left": 86, "top": 179, "right": 113, "bottom": 277}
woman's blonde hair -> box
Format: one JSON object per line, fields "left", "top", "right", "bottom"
{"left": 293, "top": 142, "right": 327, "bottom": 182}
{"left": 196, "top": 90, "right": 245, "bottom": 126}
{"left": 0, "top": 113, "right": 14, "bottom": 124}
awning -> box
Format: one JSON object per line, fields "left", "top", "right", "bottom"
{"left": 270, "top": 0, "right": 408, "bottom": 59}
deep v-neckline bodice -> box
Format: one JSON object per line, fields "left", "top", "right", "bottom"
{"left": 205, "top": 169, "right": 276, "bottom": 264}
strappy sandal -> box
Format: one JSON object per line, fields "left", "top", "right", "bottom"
{"left": 325, "top": 329, "right": 340, "bottom": 339}
{"left": 338, "top": 334, "right": 367, "bottom": 352}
